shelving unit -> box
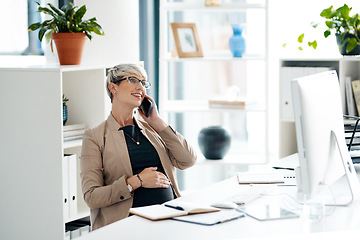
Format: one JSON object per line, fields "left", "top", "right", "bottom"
{"left": 159, "top": 0, "right": 269, "bottom": 167}
{"left": 279, "top": 57, "right": 360, "bottom": 158}
{"left": 0, "top": 64, "right": 113, "bottom": 240}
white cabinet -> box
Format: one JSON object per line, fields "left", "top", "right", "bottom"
{"left": 0, "top": 65, "right": 111, "bottom": 240}
{"left": 279, "top": 58, "right": 360, "bottom": 158}
{"left": 159, "top": 0, "right": 269, "bottom": 165}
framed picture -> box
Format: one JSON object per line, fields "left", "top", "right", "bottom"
{"left": 170, "top": 23, "right": 203, "bottom": 58}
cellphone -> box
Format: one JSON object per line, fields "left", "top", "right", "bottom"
{"left": 139, "top": 97, "right": 153, "bottom": 117}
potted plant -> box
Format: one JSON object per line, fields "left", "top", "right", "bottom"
{"left": 28, "top": 2, "right": 104, "bottom": 65}
{"left": 285, "top": 4, "right": 360, "bottom": 56}
{"left": 63, "top": 94, "right": 69, "bottom": 125}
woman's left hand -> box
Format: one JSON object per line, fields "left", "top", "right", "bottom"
{"left": 138, "top": 95, "right": 167, "bottom": 132}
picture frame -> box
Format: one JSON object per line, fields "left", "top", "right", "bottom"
{"left": 170, "top": 23, "right": 203, "bottom": 58}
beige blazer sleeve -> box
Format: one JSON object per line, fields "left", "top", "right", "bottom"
{"left": 80, "top": 126, "right": 132, "bottom": 210}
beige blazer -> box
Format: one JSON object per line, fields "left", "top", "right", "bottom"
{"left": 80, "top": 114, "right": 197, "bottom": 230}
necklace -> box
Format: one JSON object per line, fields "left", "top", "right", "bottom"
{"left": 123, "top": 128, "right": 140, "bottom": 145}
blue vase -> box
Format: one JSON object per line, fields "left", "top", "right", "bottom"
{"left": 63, "top": 105, "right": 68, "bottom": 125}
{"left": 229, "top": 24, "right": 246, "bottom": 57}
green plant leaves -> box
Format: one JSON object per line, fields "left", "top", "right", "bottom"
{"left": 28, "top": 2, "right": 104, "bottom": 42}
{"left": 324, "top": 29, "right": 331, "bottom": 38}
{"left": 308, "top": 40, "right": 317, "bottom": 49}
{"left": 298, "top": 33, "right": 304, "bottom": 43}
{"left": 320, "top": 6, "right": 333, "bottom": 18}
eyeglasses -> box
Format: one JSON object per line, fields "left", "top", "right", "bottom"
{"left": 113, "top": 76, "right": 151, "bottom": 89}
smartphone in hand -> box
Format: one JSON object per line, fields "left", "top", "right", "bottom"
{"left": 139, "top": 97, "right": 153, "bottom": 117}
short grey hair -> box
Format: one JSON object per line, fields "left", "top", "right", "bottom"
{"left": 106, "top": 63, "right": 148, "bottom": 100}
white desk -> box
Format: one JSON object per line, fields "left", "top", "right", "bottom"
{"left": 78, "top": 155, "right": 360, "bottom": 240}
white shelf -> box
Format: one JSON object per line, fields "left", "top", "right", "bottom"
{"left": 0, "top": 65, "right": 111, "bottom": 240}
{"left": 278, "top": 58, "right": 360, "bottom": 158}
{"left": 159, "top": 0, "right": 269, "bottom": 164}
{"left": 161, "top": 100, "right": 264, "bottom": 112}
{"left": 161, "top": 54, "right": 265, "bottom": 62}
{"left": 162, "top": 2, "right": 266, "bottom": 11}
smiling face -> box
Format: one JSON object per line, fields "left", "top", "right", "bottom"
{"left": 109, "top": 73, "right": 147, "bottom": 108}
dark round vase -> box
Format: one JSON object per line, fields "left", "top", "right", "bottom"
{"left": 198, "top": 126, "right": 231, "bottom": 160}
{"left": 336, "top": 33, "right": 360, "bottom": 56}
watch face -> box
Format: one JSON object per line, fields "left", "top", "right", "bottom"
{"left": 127, "top": 184, "right": 133, "bottom": 192}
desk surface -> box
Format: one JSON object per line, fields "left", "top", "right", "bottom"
{"left": 79, "top": 155, "right": 360, "bottom": 240}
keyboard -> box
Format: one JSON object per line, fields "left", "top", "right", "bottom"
{"left": 223, "top": 185, "right": 276, "bottom": 205}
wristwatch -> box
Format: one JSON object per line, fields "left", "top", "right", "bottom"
{"left": 127, "top": 184, "right": 133, "bottom": 193}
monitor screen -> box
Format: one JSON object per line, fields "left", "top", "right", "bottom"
{"left": 291, "top": 70, "right": 359, "bottom": 203}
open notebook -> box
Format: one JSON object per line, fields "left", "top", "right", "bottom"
{"left": 129, "top": 201, "right": 220, "bottom": 221}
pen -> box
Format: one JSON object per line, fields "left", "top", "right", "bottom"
{"left": 164, "top": 204, "right": 184, "bottom": 211}
{"left": 272, "top": 167, "right": 295, "bottom": 171}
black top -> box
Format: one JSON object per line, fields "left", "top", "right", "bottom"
{"left": 119, "top": 125, "right": 175, "bottom": 207}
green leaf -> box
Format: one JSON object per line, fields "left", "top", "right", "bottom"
{"left": 45, "top": 31, "right": 53, "bottom": 43}
{"left": 311, "top": 22, "right": 319, "bottom": 28}
{"left": 347, "top": 37, "right": 358, "bottom": 52}
{"left": 298, "top": 46, "right": 303, "bottom": 51}
{"left": 28, "top": 22, "right": 41, "bottom": 31}
{"left": 298, "top": 33, "right": 304, "bottom": 43}
{"left": 324, "top": 30, "right": 331, "bottom": 38}
{"left": 38, "top": 5, "right": 56, "bottom": 18}
{"left": 282, "top": 43, "right": 287, "bottom": 48}
{"left": 48, "top": 3, "right": 64, "bottom": 17}
{"left": 308, "top": 40, "right": 317, "bottom": 49}
{"left": 74, "top": 5, "right": 86, "bottom": 24}
{"left": 320, "top": 6, "right": 334, "bottom": 19}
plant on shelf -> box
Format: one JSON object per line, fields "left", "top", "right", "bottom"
{"left": 283, "top": 4, "right": 360, "bottom": 55}
{"left": 28, "top": 2, "right": 104, "bottom": 65}
{"left": 63, "top": 94, "right": 69, "bottom": 125}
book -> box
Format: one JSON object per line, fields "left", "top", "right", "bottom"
{"left": 63, "top": 135, "right": 83, "bottom": 142}
{"left": 63, "top": 123, "right": 86, "bottom": 132}
{"left": 345, "top": 76, "right": 358, "bottom": 116}
{"left": 208, "top": 99, "right": 249, "bottom": 109}
{"left": 63, "top": 129, "right": 85, "bottom": 138}
{"left": 237, "top": 172, "right": 285, "bottom": 184}
{"left": 63, "top": 123, "right": 86, "bottom": 142}
{"left": 129, "top": 201, "right": 220, "bottom": 221}
{"left": 351, "top": 79, "right": 360, "bottom": 116}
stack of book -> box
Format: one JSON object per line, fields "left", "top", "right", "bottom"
{"left": 208, "top": 99, "right": 246, "bottom": 109}
{"left": 63, "top": 124, "right": 86, "bottom": 142}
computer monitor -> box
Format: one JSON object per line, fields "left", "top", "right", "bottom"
{"left": 291, "top": 70, "right": 360, "bottom": 205}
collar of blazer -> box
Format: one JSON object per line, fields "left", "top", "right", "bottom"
{"left": 107, "top": 113, "right": 145, "bottom": 132}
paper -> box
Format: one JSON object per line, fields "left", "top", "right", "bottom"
{"left": 237, "top": 172, "right": 285, "bottom": 184}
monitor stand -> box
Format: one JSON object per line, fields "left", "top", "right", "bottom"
{"left": 322, "top": 131, "right": 360, "bottom": 206}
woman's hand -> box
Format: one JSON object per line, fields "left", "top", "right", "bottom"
{"left": 138, "top": 95, "right": 168, "bottom": 132}
{"left": 138, "top": 167, "right": 170, "bottom": 188}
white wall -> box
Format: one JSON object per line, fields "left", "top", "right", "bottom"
{"left": 74, "top": 0, "right": 140, "bottom": 65}
{"left": 268, "top": 0, "right": 360, "bottom": 159}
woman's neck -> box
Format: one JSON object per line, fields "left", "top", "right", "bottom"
{"left": 111, "top": 105, "right": 135, "bottom": 127}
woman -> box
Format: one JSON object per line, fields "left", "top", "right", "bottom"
{"left": 80, "top": 63, "right": 197, "bottom": 230}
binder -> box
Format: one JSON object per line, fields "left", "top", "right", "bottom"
{"left": 62, "top": 155, "right": 70, "bottom": 221}
{"left": 67, "top": 154, "right": 78, "bottom": 219}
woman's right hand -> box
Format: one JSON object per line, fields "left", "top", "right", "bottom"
{"left": 138, "top": 167, "right": 171, "bottom": 188}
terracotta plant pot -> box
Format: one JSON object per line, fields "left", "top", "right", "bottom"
{"left": 52, "top": 33, "right": 87, "bottom": 65}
